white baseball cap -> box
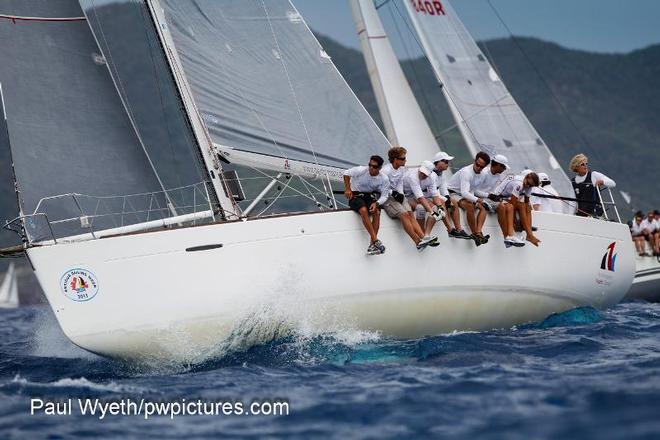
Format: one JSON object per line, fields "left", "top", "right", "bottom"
{"left": 433, "top": 151, "right": 455, "bottom": 163}
{"left": 538, "top": 172, "right": 550, "bottom": 183}
{"left": 491, "top": 154, "right": 509, "bottom": 169}
{"left": 420, "top": 160, "right": 434, "bottom": 176}
{"left": 521, "top": 169, "right": 535, "bottom": 177}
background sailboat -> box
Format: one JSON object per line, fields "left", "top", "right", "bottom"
{"left": 0, "top": 0, "right": 634, "bottom": 362}
{"left": 0, "top": 263, "right": 19, "bottom": 309}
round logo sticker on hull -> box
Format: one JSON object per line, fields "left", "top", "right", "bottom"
{"left": 60, "top": 269, "right": 99, "bottom": 302}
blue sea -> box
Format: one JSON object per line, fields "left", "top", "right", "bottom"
{"left": 1, "top": 302, "right": 660, "bottom": 439}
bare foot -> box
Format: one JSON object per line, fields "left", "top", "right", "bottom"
{"left": 527, "top": 235, "right": 541, "bottom": 247}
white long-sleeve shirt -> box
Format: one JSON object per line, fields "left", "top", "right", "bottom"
{"left": 531, "top": 184, "right": 565, "bottom": 213}
{"left": 473, "top": 166, "right": 508, "bottom": 198}
{"left": 573, "top": 171, "right": 616, "bottom": 188}
{"left": 403, "top": 169, "right": 439, "bottom": 200}
{"left": 380, "top": 163, "right": 405, "bottom": 194}
{"left": 433, "top": 170, "right": 449, "bottom": 197}
{"left": 343, "top": 166, "right": 389, "bottom": 205}
{"left": 447, "top": 164, "right": 484, "bottom": 203}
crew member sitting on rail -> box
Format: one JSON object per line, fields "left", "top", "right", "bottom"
{"left": 531, "top": 172, "right": 564, "bottom": 213}
{"left": 380, "top": 147, "right": 427, "bottom": 249}
{"left": 430, "top": 152, "right": 469, "bottom": 239}
{"left": 473, "top": 154, "right": 509, "bottom": 215}
{"left": 447, "top": 151, "right": 490, "bottom": 246}
{"left": 640, "top": 210, "right": 659, "bottom": 256}
{"left": 492, "top": 171, "right": 541, "bottom": 247}
{"left": 402, "top": 160, "right": 440, "bottom": 250}
{"left": 568, "top": 154, "right": 616, "bottom": 217}
{"left": 343, "top": 155, "right": 390, "bottom": 255}
{"left": 630, "top": 211, "right": 649, "bottom": 256}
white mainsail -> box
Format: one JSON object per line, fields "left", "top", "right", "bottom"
{"left": 154, "top": 0, "right": 390, "bottom": 175}
{"left": 349, "top": 0, "right": 440, "bottom": 165}
{"left": 401, "top": 0, "right": 572, "bottom": 196}
{"left": 0, "top": 263, "right": 19, "bottom": 309}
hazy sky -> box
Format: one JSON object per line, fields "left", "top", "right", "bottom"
{"left": 294, "top": 0, "right": 660, "bottom": 55}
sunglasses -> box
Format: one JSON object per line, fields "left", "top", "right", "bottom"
{"left": 396, "top": 156, "right": 407, "bottom": 161}
{"left": 474, "top": 162, "right": 486, "bottom": 169}
{"left": 368, "top": 163, "right": 381, "bottom": 169}
{"left": 579, "top": 162, "right": 588, "bottom": 167}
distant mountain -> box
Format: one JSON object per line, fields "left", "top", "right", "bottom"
{"left": 317, "top": 34, "right": 660, "bottom": 213}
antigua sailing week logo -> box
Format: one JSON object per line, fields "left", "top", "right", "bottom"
{"left": 600, "top": 242, "right": 617, "bottom": 272}
{"left": 61, "top": 269, "right": 99, "bottom": 302}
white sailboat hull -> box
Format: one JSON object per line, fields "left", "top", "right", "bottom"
{"left": 627, "top": 254, "right": 660, "bottom": 301}
{"left": 28, "top": 210, "right": 634, "bottom": 362}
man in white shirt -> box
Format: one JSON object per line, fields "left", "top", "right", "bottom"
{"left": 431, "top": 151, "right": 469, "bottom": 239}
{"left": 568, "top": 154, "right": 616, "bottom": 217}
{"left": 473, "top": 154, "right": 509, "bottom": 214}
{"left": 402, "top": 160, "right": 441, "bottom": 250}
{"left": 343, "top": 155, "right": 390, "bottom": 255}
{"left": 630, "top": 211, "right": 648, "bottom": 256}
{"left": 446, "top": 151, "right": 490, "bottom": 246}
{"left": 640, "top": 210, "right": 658, "bottom": 256}
{"left": 492, "top": 171, "right": 541, "bottom": 247}
{"left": 531, "top": 173, "right": 565, "bottom": 214}
{"left": 380, "top": 147, "right": 427, "bottom": 249}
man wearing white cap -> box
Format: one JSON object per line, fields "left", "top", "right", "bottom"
{"left": 430, "top": 151, "right": 469, "bottom": 239}
{"left": 402, "top": 160, "right": 441, "bottom": 250}
{"left": 531, "top": 173, "right": 564, "bottom": 213}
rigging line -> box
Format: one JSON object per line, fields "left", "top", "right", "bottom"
{"left": 0, "top": 14, "right": 86, "bottom": 22}
{"left": 485, "top": 0, "right": 595, "bottom": 156}
{"left": 388, "top": 1, "right": 444, "bottom": 144}
{"left": 137, "top": 1, "right": 186, "bottom": 189}
{"left": 392, "top": 1, "right": 481, "bottom": 151}
{"left": 375, "top": 0, "right": 392, "bottom": 10}
{"left": 260, "top": 0, "right": 331, "bottom": 198}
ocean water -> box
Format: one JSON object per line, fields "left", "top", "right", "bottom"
{"left": 1, "top": 302, "right": 660, "bottom": 439}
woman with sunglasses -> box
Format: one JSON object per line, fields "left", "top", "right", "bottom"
{"left": 569, "top": 153, "right": 616, "bottom": 217}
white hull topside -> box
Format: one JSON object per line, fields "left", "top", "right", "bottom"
{"left": 27, "top": 210, "right": 634, "bottom": 362}
{"left": 627, "top": 254, "right": 660, "bottom": 302}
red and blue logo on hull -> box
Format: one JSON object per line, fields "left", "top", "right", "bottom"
{"left": 600, "top": 242, "right": 617, "bottom": 272}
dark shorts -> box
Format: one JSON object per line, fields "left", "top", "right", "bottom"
{"left": 349, "top": 192, "right": 377, "bottom": 212}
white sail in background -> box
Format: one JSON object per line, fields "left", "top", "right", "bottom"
{"left": 401, "top": 0, "right": 572, "bottom": 195}
{"left": 0, "top": 263, "right": 19, "bottom": 308}
{"left": 349, "top": 0, "right": 440, "bottom": 165}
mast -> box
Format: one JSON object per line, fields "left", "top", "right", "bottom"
{"left": 145, "top": 0, "right": 239, "bottom": 220}
{"left": 400, "top": 0, "right": 479, "bottom": 155}
{"left": 349, "top": 0, "right": 440, "bottom": 165}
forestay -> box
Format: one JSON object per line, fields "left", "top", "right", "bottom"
{"left": 0, "top": 0, "right": 165, "bottom": 239}
{"left": 157, "top": 0, "right": 390, "bottom": 172}
{"left": 402, "top": 0, "right": 572, "bottom": 195}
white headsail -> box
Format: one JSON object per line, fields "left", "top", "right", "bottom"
{"left": 401, "top": 0, "right": 572, "bottom": 195}
{"left": 349, "top": 0, "right": 441, "bottom": 165}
